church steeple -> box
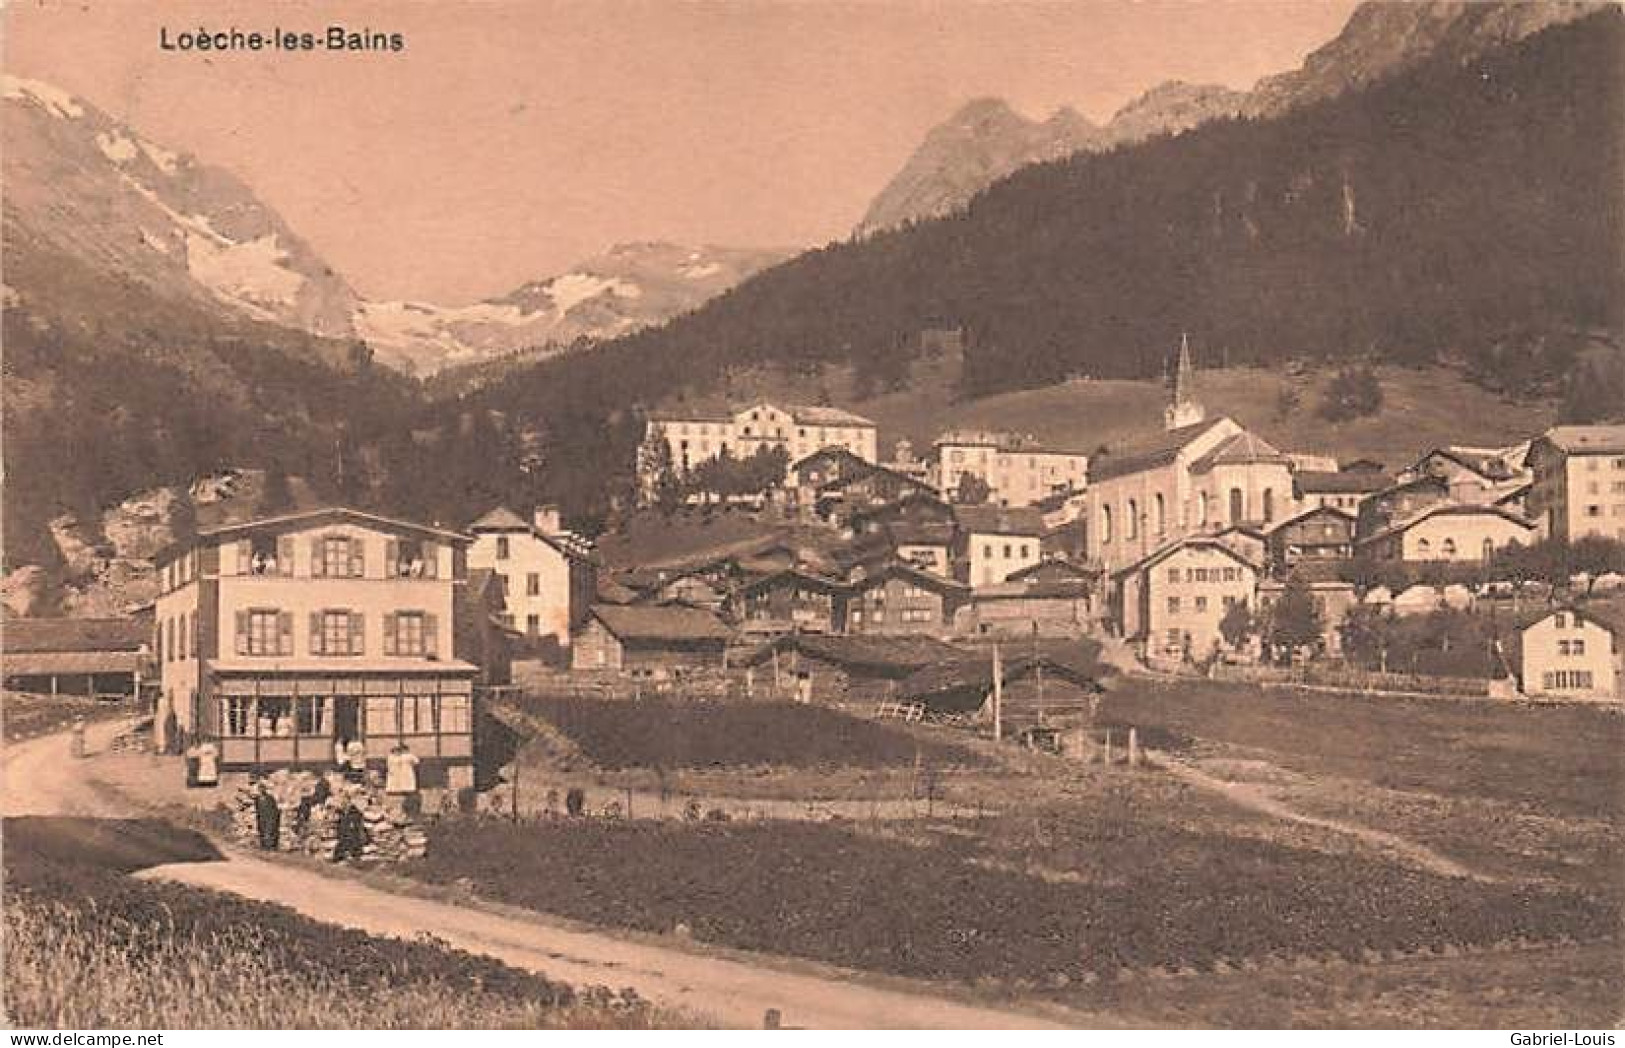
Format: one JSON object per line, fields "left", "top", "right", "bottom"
{"left": 1164, "top": 331, "right": 1205, "bottom": 430}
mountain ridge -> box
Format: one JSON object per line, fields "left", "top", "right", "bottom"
{"left": 857, "top": 0, "right": 1604, "bottom": 235}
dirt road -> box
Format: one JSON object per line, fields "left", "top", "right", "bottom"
{"left": 3, "top": 726, "right": 1084, "bottom": 1029}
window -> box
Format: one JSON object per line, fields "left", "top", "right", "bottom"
{"left": 238, "top": 609, "right": 291, "bottom": 656}
{"left": 1572, "top": 639, "right": 1586, "bottom": 657}
{"left": 527, "top": 614, "right": 541, "bottom": 635}
{"left": 1167, "top": 597, "right": 1181, "bottom": 613}
{"left": 385, "top": 612, "right": 435, "bottom": 656}
{"left": 177, "top": 612, "right": 188, "bottom": 661}
{"left": 165, "top": 618, "right": 174, "bottom": 662}
{"left": 1555, "top": 612, "right": 1568, "bottom": 628}
{"left": 248, "top": 534, "right": 287, "bottom": 575}
{"left": 1194, "top": 596, "right": 1208, "bottom": 612}
{"left": 225, "top": 697, "right": 253, "bottom": 737}
{"left": 1441, "top": 538, "right": 1457, "bottom": 558}
{"left": 1155, "top": 493, "right": 1166, "bottom": 534}
{"left": 320, "top": 535, "right": 358, "bottom": 578}
{"left": 1229, "top": 488, "right": 1244, "bottom": 524}
{"left": 1558, "top": 640, "right": 1572, "bottom": 656}
{"left": 296, "top": 697, "right": 330, "bottom": 736}
{"left": 1003, "top": 544, "right": 1013, "bottom": 559}
{"left": 1019, "top": 544, "right": 1030, "bottom": 559}
{"left": 1262, "top": 488, "right": 1275, "bottom": 524}
{"left": 1198, "top": 492, "right": 1210, "bottom": 526}
{"left": 526, "top": 572, "right": 541, "bottom": 596}
{"left": 496, "top": 536, "right": 510, "bottom": 560}
{"left": 1127, "top": 500, "right": 1139, "bottom": 540}
{"left": 1417, "top": 538, "right": 1431, "bottom": 557}
{"left": 313, "top": 610, "right": 362, "bottom": 656}
{"left": 390, "top": 538, "right": 436, "bottom": 578}
{"left": 1168, "top": 568, "right": 1181, "bottom": 584}
{"left": 983, "top": 544, "right": 993, "bottom": 559}
{"left": 1101, "top": 505, "right": 1113, "bottom": 544}
{"left": 1483, "top": 538, "right": 1494, "bottom": 560}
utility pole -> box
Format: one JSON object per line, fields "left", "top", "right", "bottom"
{"left": 991, "top": 642, "right": 1003, "bottom": 743}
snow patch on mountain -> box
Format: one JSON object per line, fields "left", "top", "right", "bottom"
{"left": 95, "top": 130, "right": 139, "bottom": 164}
{"left": 546, "top": 272, "right": 640, "bottom": 313}
{"left": 185, "top": 232, "right": 306, "bottom": 310}
{"left": 3, "top": 75, "right": 83, "bottom": 119}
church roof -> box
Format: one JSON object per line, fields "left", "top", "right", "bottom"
{"left": 1189, "top": 431, "right": 1290, "bottom": 474}
{"left": 1088, "top": 418, "right": 1228, "bottom": 482}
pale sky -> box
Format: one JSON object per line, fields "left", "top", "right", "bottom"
{"left": 4, "top": 0, "right": 1358, "bottom": 303}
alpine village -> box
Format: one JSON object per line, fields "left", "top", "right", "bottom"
{"left": 4, "top": 0, "right": 1624, "bottom": 1032}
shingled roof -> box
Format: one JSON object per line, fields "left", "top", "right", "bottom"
{"left": 587, "top": 604, "right": 732, "bottom": 643}
{"left": 953, "top": 505, "right": 1046, "bottom": 537}
{"left": 3, "top": 617, "right": 149, "bottom": 654}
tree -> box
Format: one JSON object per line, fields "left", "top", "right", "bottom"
{"left": 1265, "top": 578, "right": 1325, "bottom": 662}
{"left": 1569, "top": 535, "right": 1625, "bottom": 595}
{"left": 1338, "top": 605, "right": 1392, "bottom": 672}
{"left": 954, "top": 472, "right": 991, "bottom": 506}
{"left": 1218, "top": 600, "right": 1255, "bottom": 653}
{"left": 257, "top": 460, "right": 294, "bottom": 517}
{"left": 1317, "top": 366, "right": 1384, "bottom": 422}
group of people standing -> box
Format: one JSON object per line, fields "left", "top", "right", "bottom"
{"left": 243, "top": 736, "right": 423, "bottom": 862}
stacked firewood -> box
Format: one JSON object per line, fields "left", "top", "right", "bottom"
{"left": 226, "top": 770, "right": 427, "bottom": 862}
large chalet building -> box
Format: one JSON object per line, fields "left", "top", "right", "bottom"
{"left": 1525, "top": 424, "right": 1625, "bottom": 543}
{"left": 152, "top": 508, "right": 479, "bottom": 788}
{"left": 645, "top": 401, "right": 878, "bottom": 480}
{"left": 932, "top": 430, "right": 1088, "bottom": 508}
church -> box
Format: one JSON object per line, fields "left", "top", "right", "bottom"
{"left": 1084, "top": 336, "right": 1295, "bottom": 576}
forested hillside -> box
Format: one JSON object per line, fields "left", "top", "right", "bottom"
{"left": 452, "top": 10, "right": 1620, "bottom": 523}
{"left": 1, "top": 237, "right": 418, "bottom": 572}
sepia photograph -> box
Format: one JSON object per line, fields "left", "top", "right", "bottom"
{"left": 1, "top": 0, "right": 1622, "bottom": 1033}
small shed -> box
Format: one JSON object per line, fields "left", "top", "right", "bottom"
{"left": 738, "top": 633, "right": 967, "bottom": 703}
{"left": 896, "top": 653, "right": 1103, "bottom": 733}
{"left": 2, "top": 616, "right": 153, "bottom": 698}
{"left": 570, "top": 604, "right": 732, "bottom": 679}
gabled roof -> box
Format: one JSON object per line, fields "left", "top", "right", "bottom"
{"left": 1113, "top": 535, "right": 1263, "bottom": 580}
{"left": 1357, "top": 502, "right": 1537, "bottom": 547}
{"left": 1007, "top": 558, "right": 1093, "bottom": 583}
{"left": 469, "top": 506, "right": 531, "bottom": 531}
{"left": 953, "top": 505, "right": 1046, "bottom": 537}
{"left": 1088, "top": 418, "right": 1228, "bottom": 482}
{"left": 737, "top": 567, "right": 848, "bottom": 596}
{"left": 1411, "top": 444, "right": 1529, "bottom": 482}
{"left": 1533, "top": 425, "right": 1625, "bottom": 456}
{"left": 1268, "top": 504, "right": 1358, "bottom": 534}
{"left": 172, "top": 507, "right": 470, "bottom": 563}
{"left": 3, "top": 617, "right": 149, "bottom": 654}
{"left": 587, "top": 604, "right": 732, "bottom": 643}
{"left": 1517, "top": 600, "right": 1625, "bottom": 639}
{"left": 848, "top": 558, "right": 970, "bottom": 594}
{"left": 791, "top": 445, "right": 872, "bottom": 473}
{"left": 740, "top": 633, "right": 965, "bottom": 673}
{"left": 897, "top": 653, "right": 1103, "bottom": 706}
{"left": 468, "top": 505, "right": 595, "bottom": 563}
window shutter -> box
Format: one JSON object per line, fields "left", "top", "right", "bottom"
{"left": 278, "top": 611, "right": 293, "bottom": 656}
{"left": 385, "top": 539, "right": 399, "bottom": 578}
{"left": 349, "top": 538, "right": 366, "bottom": 579}
{"left": 236, "top": 539, "right": 251, "bottom": 575}
{"left": 424, "top": 613, "right": 439, "bottom": 657}
{"left": 234, "top": 611, "right": 249, "bottom": 655}
{"left": 277, "top": 536, "right": 295, "bottom": 576}
{"left": 350, "top": 612, "right": 364, "bottom": 655}
{"left": 423, "top": 542, "right": 439, "bottom": 579}
{"left": 311, "top": 537, "right": 326, "bottom": 577}
{"left": 383, "top": 613, "right": 398, "bottom": 656}
{"left": 310, "top": 612, "right": 324, "bottom": 655}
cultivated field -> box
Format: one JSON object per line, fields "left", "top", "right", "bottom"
{"left": 419, "top": 679, "right": 1623, "bottom": 1025}
{"left": 2, "top": 818, "right": 667, "bottom": 1030}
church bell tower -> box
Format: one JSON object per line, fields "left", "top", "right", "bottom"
{"left": 1164, "top": 332, "right": 1206, "bottom": 431}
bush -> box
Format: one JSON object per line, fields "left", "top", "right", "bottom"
{"left": 1318, "top": 366, "right": 1384, "bottom": 422}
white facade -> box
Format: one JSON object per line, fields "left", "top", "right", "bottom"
{"left": 648, "top": 401, "right": 878, "bottom": 478}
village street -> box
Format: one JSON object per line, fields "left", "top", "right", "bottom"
{"left": 1, "top": 724, "right": 1091, "bottom": 1030}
